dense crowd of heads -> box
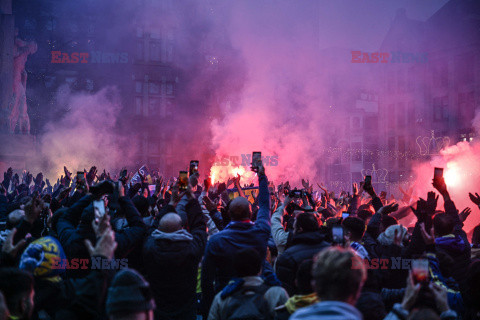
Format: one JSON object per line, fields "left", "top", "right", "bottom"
{"left": 0, "top": 163, "right": 479, "bottom": 320}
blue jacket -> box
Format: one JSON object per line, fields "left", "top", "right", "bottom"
{"left": 290, "top": 301, "right": 363, "bottom": 320}
{"left": 200, "top": 173, "right": 271, "bottom": 316}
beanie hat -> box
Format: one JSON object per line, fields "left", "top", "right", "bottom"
{"left": 106, "top": 269, "right": 156, "bottom": 315}
{"left": 377, "top": 224, "right": 407, "bottom": 246}
{"left": 19, "top": 236, "right": 66, "bottom": 278}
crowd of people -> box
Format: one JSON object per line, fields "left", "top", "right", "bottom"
{"left": 0, "top": 163, "right": 480, "bottom": 320}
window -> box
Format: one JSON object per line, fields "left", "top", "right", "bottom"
{"left": 458, "top": 92, "right": 474, "bottom": 125}
{"left": 388, "top": 104, "right": 396, "bottom": 129}
{"left": 397, "top": 103, "right": 405, "bottom": 127}
{"left": 433, "top": 96, "right": 448, "bottom": 122}
{"left": 135, "top": 81, "right": 143, "bottom": 93}
{"left": 433, "top": 62, "right": 447, "bottom": 88}
{"left": 149, "top": 98, "right": 160, "bottom": 115}
{"left": 408, "top": 101, "right": 416, "bottom": 126}
{"left": 455, "top": 54, "right": 474, "bottom": 85}
{"left": 166, "top": 83, "right": 174, "bottom": 96}
{"left": 150, "top": 41, "right": 161, "bottom": 61}
{"left": 352, "top": 142, "right": 362, "bottom": 162}
{"left": 397, "top": 70, "right": 405, "bottom": 93}
{"left": 149, "top": 82, "right": 160, "bottom": 94}
{"left": 136, "top": 42, "right": 144, "bottom": 61}
{"left": 135, "top": 97, "right": 142, "bottom": 115}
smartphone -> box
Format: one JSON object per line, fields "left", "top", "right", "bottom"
{"left": 342, "top": 212, "right": 349, "bottom": 219}
{"left": 93, "top": 200, "right": 106, "bottom": 222}
{"left": 411, "top": 259, "right": 429, "bottom": 284}
{"left": 189, "top": 160, "right": 199, "bottom": 176}
{"left": 332, "top": 226, "right": 344, "bottom": 245}
{"left": 251, "top": 151, "right": 262, "bottom": 172}
{"left": 364, "top": 175, "right": 372, "bottom": 186}
{"left": 290, "top": 189, "right": 302, "bottom": 198}
{"left": 77, "top": 171, "right": 85, "bottom": 183}
{"left": 179, "top": 171, "right": 188, "bottom": 191}
{"left": 434, "top": 167, "right": 444, "bottom": 180}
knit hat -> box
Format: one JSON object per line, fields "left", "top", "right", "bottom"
{"left": 19, "top": 236, "right": 66, "bottom": 278}
{"left": 377, "top": 224, "right": 407, "bottom": 246}
{"left": 106, "top": 269, "right": 156, "bottom": 316}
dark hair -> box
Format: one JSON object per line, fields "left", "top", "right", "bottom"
{"left": 234, "top": 248, "right": 262, "bottom": 277}
{"left": 433, "top": 213, "right": 454, "bottom": 237}
{"left": 296, "top": 212, "right": 320, "bottom": 233}
{"left": 0, "top": 268, "right": 33, "bottom": 314}
{"left": 357, "top": 209, "right": 373, "bottom": 222}
{"left": 296, "top": 259, "right": 314, "bottom": 294}
{"left": 381, "top": 215, "right": 398, "bottom": 231}
{"left": 355, "top": 291, "right": 386, "bottom": 320}
{"left": 342, "top": 217, "right": 366, "bottom": 241}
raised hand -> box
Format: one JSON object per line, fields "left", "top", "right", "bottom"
{"left": 419, "top": 222, "right": 435, "bottom": 245}
{"left": 401, "top": 271, "right": 421, "bottom": 311}
{"left": 203, "top": 196, "right": 217, "bottom": 212}
{"left": 469, "top": 192, "right": 480, "bottom": 206}
{"left": 64, "top": 166, "right": 72, "bottom": 184}
{"left": 84, "top": 228, "right": 117, "bottom": 260}
{"left": 34, "top": 172, "right": 43, "bottom": 186}
{"left": 352, "top": 182, "right": 359, "bottom": 196}
{"left": 410, "top": 199, "right": 428, "bottom": 222}
{"left": 86, "top": 166, "right": 97, "bottom": 186}
{"left": 1, "top": 228, "right": 27, "bottom": 258}
{"left": 459, "top": 207, "right": 472, "bottom": 223}
{"left": 432, "top": 177, "right": 448, "bottom": 196}
{"left": 426, "top": 191, "right": 439, "bottom": 213}
{"left": 378, "top": 202, "right": 399, "bottom": 215}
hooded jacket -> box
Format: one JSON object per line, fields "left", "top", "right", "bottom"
{"left": 275, "top": 231, "right": 330, "bottom": 296}
{"left": 143, "top": 198, "right": 207, "bottom": 320}
{"left": 290, "top": 301, "right": 363, "bottom": 320}
{"left": 201, "top": 173, "right": 271, "bottom": 317}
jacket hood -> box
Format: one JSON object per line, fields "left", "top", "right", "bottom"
{"left": 150, "top": 229, "right": 193, "bottom": 242}
{"left": 291, "top": 231, "right": 326, "bottom": 246}
{"left": 291, "top": 301, "right": 362, "bottom": 320}
{"left": 435, "top": 234, "right": 465, "bottom": 253}
{"left": 285, "top": 293, "right": 319, "bottom": 313}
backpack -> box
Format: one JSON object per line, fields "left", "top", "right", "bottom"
{"left": 221, "top": 284, "right": 272, "bottom": 320}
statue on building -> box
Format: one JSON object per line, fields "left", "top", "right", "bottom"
{"left": 6, "top": 29, "right": 37, "bottom": 134}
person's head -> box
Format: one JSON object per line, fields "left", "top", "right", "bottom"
{"left": 132, "top": 195, "right": 149, "bottom": 218}
{"left": 293, "top": 212, "right": 320, "bottom": 235}
{"left": 0, "top": 269, "right": 34, "bottom": 320}
{"left": 433, "top": 212, "right": 454, "bottom": 237}
{"left": 106, "top": 269, "right": 155, "bottom": 320}
{"left": 380, "top": 215, "right": 398, "bottom": 232}
{"left": 229, "top": 196, "right": 252, "bottom": 221}
{"left": 342, "top": 217, "right": 366, "bottom": 242}
{"left": 295, "top": 259, "right": 314, "bottom": 295}
{"left": 158, "top": 213, "right": 182, "bottom": 233}
{"left": 6, "top": 209, "right": 25, "bottom": 229}
{"left": 234, "top": 248, "right": 262, "bottom": 277}
{"left": 312, "top": 247, "right": 366, "bottom": 304}
{"left": 377, "top": 224, "right": 408, "bottom": 246}
{"left": 357, "top": 209, "right": 373, "bottom": 224}
{"left": 355, "top": 291, "right": 386, "bottom": 320}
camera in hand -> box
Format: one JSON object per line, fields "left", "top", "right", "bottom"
{"left": 189, "top": 160, "right": 199, "bottom": 176}
{"left": 289, "top": 188, "right": 303, "bottom": 198}
{"left": 179, "top": 171, "right": 188, "bottom": 191}
{"left": 251, "top": 152, "right": 262, "bottom": 172}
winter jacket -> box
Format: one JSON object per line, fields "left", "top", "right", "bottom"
{"left": 290, "top": 301, "right": 363, "bottom": 320}
{"left": 201, "top": 173, "right": 271, "bottom": 317}
{"left": 383, "top": 303, "right": 457, "bottom": 320}
{"left": 207, "top": 276, "right": 288, "bottom": 320}
{"left": 275, "top": 231, "right": 330, "bottom": 295}
{"left": 143, "top": 199, "right": 207, "bottom": 320}
{"left": 271, "top": 204, "right": 290, "bottom": 255}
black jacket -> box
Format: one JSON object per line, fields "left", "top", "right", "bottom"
{"left": 143, "top": 199, "right": 207, "bottom": 320}
{"left": 275, "top": 231, "right": 330, "bottom": 295}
